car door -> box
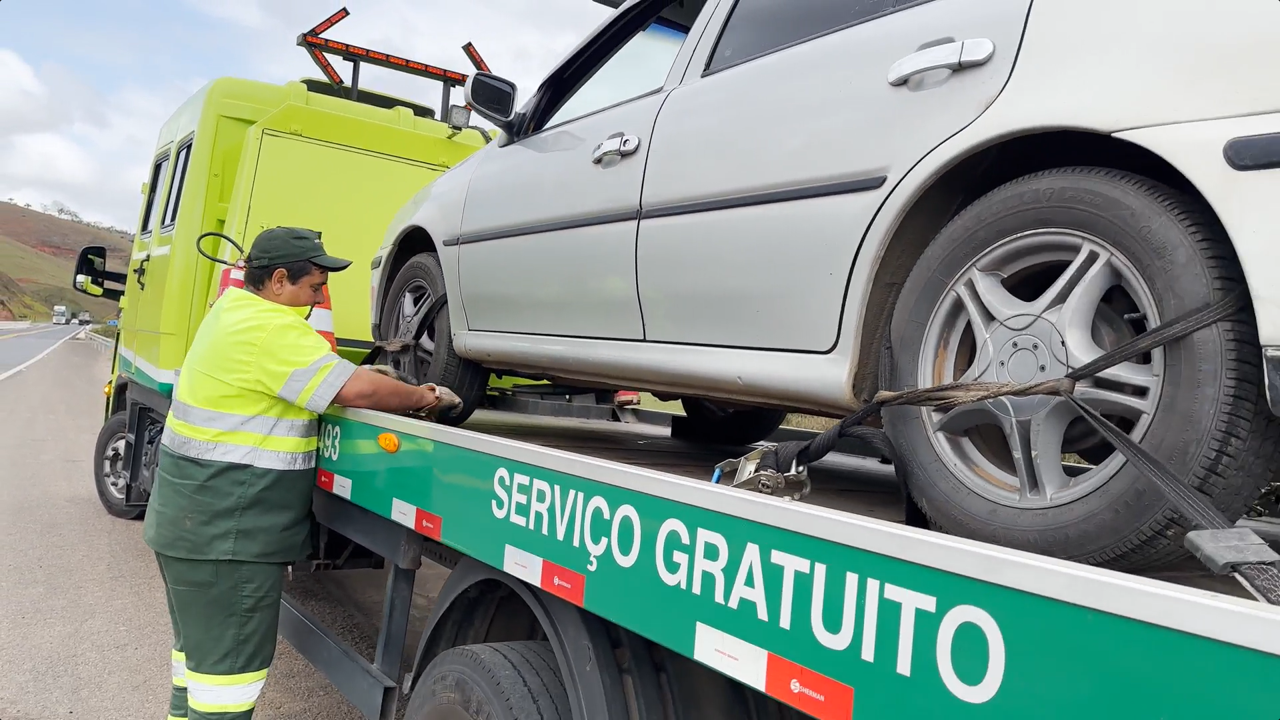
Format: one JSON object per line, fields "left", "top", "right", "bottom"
{"left": 637, "top": 0, "right": 1033, "bottom": 351}
{"left": 456, "top": 1, "right": 710, "bottom": 340}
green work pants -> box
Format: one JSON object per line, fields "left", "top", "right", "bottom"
{"left": 156, "top": 553, "right": 286, "bottom": 720}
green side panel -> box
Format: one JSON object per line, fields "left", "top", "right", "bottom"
{"left": 317, "top": 414, "right": 1280, "bottom": 720}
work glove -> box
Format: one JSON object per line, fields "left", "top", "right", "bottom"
{"left": 365, "top": 365, "right": 463, "bottom": 421}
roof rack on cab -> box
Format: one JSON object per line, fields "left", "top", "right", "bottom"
{"left": 296, "top": 6, "right": 493, "bottom": 131}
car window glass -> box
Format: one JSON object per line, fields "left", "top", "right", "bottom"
{"left": 545, "top": 21, "right": 689, "bottom": 129}
{"left": 708, "top": 0, "right": 894, "bottom": 73}
{"left": 161, "top": 142, "right": 193, "bottom": 229}
{"left": 139, "top": 154, "right": 170, "bottom": 237}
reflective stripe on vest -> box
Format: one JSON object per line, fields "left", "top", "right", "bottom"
{"left": 186, "top": 668, "right": 268, "bottom": 714}
{"left": 162, "top": 425, "right": 316, "bottom": 470}
{"left": 278, "top": 353, "right": 348, "bottom": 413}
{"left": 170, "top": 400, "right": 316, "bottom": 439}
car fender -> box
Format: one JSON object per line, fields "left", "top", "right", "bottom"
{"left": 374, "top": 148, "right": 489, "bottom": 336}
{"left": 843, "top": 0, "right": 1280, "bottom": 389}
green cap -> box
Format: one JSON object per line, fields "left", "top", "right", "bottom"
{"left": 244, "top": 227, "right": 352, "bottom": 272}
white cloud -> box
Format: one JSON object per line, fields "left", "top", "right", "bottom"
{"left": 0, "top": 1, "right": 613, "bottom": 230}
{"left": 0, "top": 49, "right": 201, "bottom": 229}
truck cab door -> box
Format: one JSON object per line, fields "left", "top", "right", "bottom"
{"left": 118, "top": 150, "right": 172, "bottom": 393}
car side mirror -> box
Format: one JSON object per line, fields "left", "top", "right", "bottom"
{"left": 73, "top": 245, "right": 126, "bottom": 303}
{"left": 465, "top": 72, "right": 518, "bottom": 134}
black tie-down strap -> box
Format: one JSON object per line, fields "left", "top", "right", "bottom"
{"left": 753, "top": 290, "right": 1280, "bottom": 604}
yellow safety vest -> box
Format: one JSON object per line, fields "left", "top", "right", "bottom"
{"left": 142, "top": 287, "right": 357, "bottom": 562}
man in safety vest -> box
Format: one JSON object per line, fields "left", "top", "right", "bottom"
{"left": 142, "top": 227, "right": 459, "bottom": 720}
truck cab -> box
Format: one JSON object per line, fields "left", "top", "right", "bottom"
{"left": 71, "top": 33, "right": 495, "bottom": 517}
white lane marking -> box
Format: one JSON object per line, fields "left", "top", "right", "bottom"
{"left": 0, "top": 327, "right": 86, "bottom": 383}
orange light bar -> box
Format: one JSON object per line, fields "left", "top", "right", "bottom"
{"left": 462, "top": 42, "right": 490, "bottom": 73}
{"left": 302, "top": 34, "right": 471, "bottom": 86}
{"left": 309, "top": 48, "right": 344, "bottom": 86}
{"left": 309, "top": 7, "right": 350, "bottom": 36}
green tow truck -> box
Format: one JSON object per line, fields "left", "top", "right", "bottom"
{"left": 70, "top": 9, "right": 1280, "bottom": 720}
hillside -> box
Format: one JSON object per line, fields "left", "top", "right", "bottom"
{"left": 0, "top": 202, "right": 132, "bottom": 320}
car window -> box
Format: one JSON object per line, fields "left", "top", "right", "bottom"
{"left": 139, "top": 154, "right": 171, "bottom": 238}
{"left": 544, "top": 20, "right": 689, "bottom": 129}
{"left": 161, "top": 141, "right": 193, "bottom": 230}
{"left": 707, "top": 0, "right": 896, "bottom": 73}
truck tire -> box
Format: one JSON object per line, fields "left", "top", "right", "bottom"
{"left": 673, "top": 398, "right": 787, "bottom": 446}
{"left": 380, "top": 253, "right": 488, "bottom": 425}
{"left": 94, "top": 411, "right": 144, "bottom": 520}
{"left": 883, "top": 167, "right": 1280, "bottom": 570}
{"left": 405, "top": 641, "right": 570, "bottom": 720}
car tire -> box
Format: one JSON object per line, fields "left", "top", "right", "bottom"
{"left": 94, "top": 411, "right": 144, "bottom": 520}
{"left": 673, "top": 398, "right": 787, "bottom": 446}
{"left": 883, "top": 167, "right": 1280, "bottom": 570}
{"left": 380, "top": 253, "right": 488, "bottom": 425}
{"left": 405, "top": 641, "right": 570, "bottom": 720}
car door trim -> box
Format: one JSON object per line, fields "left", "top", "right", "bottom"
{"left": 640, "top": 174, "right": 887, "bottom": 220}
{"left": 448, "top": 209, "right": 641, "bottom": 246}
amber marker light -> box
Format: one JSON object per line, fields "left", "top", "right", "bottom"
{"left": 377, "top": 432, "right": 400, "bottom": 453}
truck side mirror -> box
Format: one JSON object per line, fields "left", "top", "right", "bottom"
{"left": 465, "top": 72, "right": 518, "bottom": 134}
{"left": 73, "top": 245, "right": 126, "bottom": 303}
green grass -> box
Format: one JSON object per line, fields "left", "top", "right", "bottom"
{"left": 0, "top": 234, "right": 69, "bottom": 285}
{"left": 0, "top": 234, "right": 119, "bottom": 318}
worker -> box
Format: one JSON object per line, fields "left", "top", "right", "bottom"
{"left": 142, "top": 227, "right": 459, "bottom": 720}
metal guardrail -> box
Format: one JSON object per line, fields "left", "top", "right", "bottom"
{"left": 81, "top": 331, "right": 114, "bottom": 350}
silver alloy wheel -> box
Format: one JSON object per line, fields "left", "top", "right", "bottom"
{"left": 918, "top": 228, "right": 1163, "bottom": 508}
{"left": 102, "top": 433, "right": 128, "bottom": 500}
{"left": 389, "top": 278, "right": 438, "bottom": 382}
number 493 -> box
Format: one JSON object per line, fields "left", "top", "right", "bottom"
{"left": 319, "top": 422, "right": 341, "bottom": 461}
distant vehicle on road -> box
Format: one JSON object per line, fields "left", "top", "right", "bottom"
{"left": 77, "top": 311, "right": 92, "bottom": 325}
{"left": 51, "top": 305, "right": 69, "bottom": 326}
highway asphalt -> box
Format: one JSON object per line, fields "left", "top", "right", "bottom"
{"left": 0, "top": 323, "right": 84, "bottom": 381}
{"left": 0, "top": 335, "right": 443, "bottom": 720}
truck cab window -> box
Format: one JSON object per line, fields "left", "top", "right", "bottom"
{"left": 161, "top": 142, "right": 193, "bottom": 230}
{"left": 139, "top": 154, "right": 170, "bottom": 237}
{"left": 544, "top": 20, "right": 689, "bottom": 129}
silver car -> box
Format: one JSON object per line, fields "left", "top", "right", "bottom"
{"left": 372, "top": 0, "right": 1280, "bottom": 570}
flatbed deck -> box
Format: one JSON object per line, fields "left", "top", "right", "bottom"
{"left": 462, "top": 410, "right": 1252, "bottom": 599}
{"left": 298, "top": 406, "right": 1280, "bottom": 720}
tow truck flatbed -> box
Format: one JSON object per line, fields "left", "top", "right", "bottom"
{"left": 288, "top": 407, "right": 1280, "bottom": 720}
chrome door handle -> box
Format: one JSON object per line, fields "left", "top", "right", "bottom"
{"left": 887, "top": 38, "right": 995, "bottom": 86}
{"left": 592, "top": 134, "right": 641, "bottom": 164}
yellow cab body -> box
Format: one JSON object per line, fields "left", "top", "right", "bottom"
{"left": 107, "top": 76, "right": 489, "bottom": 398}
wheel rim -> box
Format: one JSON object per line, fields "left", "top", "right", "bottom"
{"left": 389, "top": 278, "right": 439, "bottom": 382}
{"left": 101, "top": 433, "right": 128, "bottom": 500}
{"left": 918, "top": 228, "right": 1163, "bottom": 508}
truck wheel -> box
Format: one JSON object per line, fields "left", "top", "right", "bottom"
{"left": 405, "top": 641, "right": 570, "bottom": 720}
{"left": 883, "top": 167, "right": 1280, "bottom": 570}
{"left": 94, "top": 412, "right": 144, "bottom": 520}
{"left": 380, "top": 253, "right": 488, "bottom": 425}
{"left": 673, "top": 398, "right": 787, "bottom": 446}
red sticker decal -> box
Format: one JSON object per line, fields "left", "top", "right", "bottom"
{"left": 764, "top": 653, "right": 854, "bottom": 720}
{"left": 414, "top": 508, "right": 442, "bottom": 541}
{"left": 540, "top": 560, "right": 585, "bottom": 607}
{"left": 316, "top": 469, "right": 335, "bottom": 492}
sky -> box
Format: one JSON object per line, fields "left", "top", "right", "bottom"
{"left": 0, "top": 0, "right": 613, "bottom": 230}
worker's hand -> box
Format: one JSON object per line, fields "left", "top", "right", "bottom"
{"left": 416, "top": 383, "right": 463, "bottom": 418}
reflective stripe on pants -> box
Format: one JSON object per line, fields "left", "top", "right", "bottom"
{"left": 186, "top": 669, "right": 269, "bottom": 714}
